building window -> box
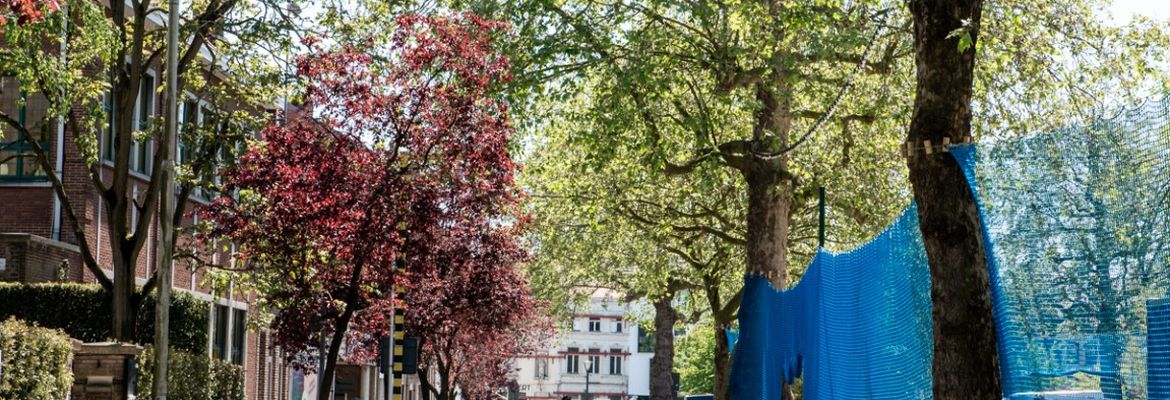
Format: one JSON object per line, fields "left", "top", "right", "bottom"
{"left": 565, "top": 354, "right": 579, "bottom": 374}
{"left": 132, "top": 73, "right": 155, "bottom": 174}
{"left": 609, "top": 356, "right": 622, "bottom": 375}
{"left": 535, "top": 359, "right": 549, "bottom": 379}
{"left": 0, "top": 77, "right": 47, "bottom": 180}
{"left": 178, "top": 99, "right": 198, "bottom": 166}
{"left": 637, "top": 326, "right": 654, "bottom": 353}
{"left": 211, "top": 304, "right": 246, "bottom": 365}
{"left": 588, "top": 318, "right": 601, "bottom": 332}
{"left": 212, "top": 304, "right": 228, "bottom": 360}
{"left": 615, "top": 321, "right": 623, "bottom": 333}
{"left": 231, "top": 308, "right": 246, "bottom": 365}
{"left": 587, "top": 355, "right": 600, "bottom": 374}
{"left": 102, "top": 91, "right": 115, "bottom": 161}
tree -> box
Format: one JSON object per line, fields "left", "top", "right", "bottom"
{"left": 203, "top": 13, "right": 525, "bottom": 399}
{"left": 500, "top": 0, "right": 1170, "bottom": 397}
{"left": 522, "top": 128, "right": 750, "bottom": 399}
{"left": 403, "top": 226, "right": 548, "bottom": 400}
{"left": 903, "top": 0, "right": 998, "bottom": 398}
{"left": 0, "top": 0, "right": 298, "bottom": 342}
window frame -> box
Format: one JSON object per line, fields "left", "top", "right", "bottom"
{"left": 565, "top": 354, "right": 580, "bottom": 374}
{"left": 131, "top": 70, "right": 156, "bottom": 175}
{"left": 535, "top": 358, "right": 549, "bottom": 379}
{"left": 1, "top": 77, "right": 48, "bottom": 182}
{"left": 210, "top": 302, "right": 247, "bottom": 366}
{"left": 588, "top": 318, "right": 601, "bottom": 332}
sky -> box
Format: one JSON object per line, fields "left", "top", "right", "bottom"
{"left": 1109, "top": 0, "right": 1170, "bottom": 25}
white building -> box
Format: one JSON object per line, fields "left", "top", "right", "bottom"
{"left": 513, "top": 289, "right": 654, "bottom": 400}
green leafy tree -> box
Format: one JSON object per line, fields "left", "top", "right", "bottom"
{"left": 0, "top": 0, "right": 302, "bottom": 341}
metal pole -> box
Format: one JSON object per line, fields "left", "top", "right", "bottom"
{"left": 817, "top": 186, "right": 826, "bottom": 248}
{"left": 153, "top": 0, "right": 180, "bottom": 396}
{"left": 584, "top": 361, "right": 590, "bottom": 400}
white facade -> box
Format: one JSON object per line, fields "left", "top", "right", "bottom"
{"left": 512, "top": 290, "right": 652, "bottom": 400}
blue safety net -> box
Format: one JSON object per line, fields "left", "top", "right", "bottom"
{"left": 730, "top": 96, "right": 1170, "bottom": 399}
{"left": 730, "top": 206, "right": 935, "bottom": 399}
{"left": 953, "top": 97, "right": 1170, "bottom": 399}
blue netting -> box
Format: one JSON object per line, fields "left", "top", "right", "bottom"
{"left": 730, "top": 97, "right": 1170, "bottom": 399}
{"left": 953, "top": 96, "right": 1170, "bottom": 399}
{"left": 730, "top": 206, "right": 935, "bottom": 399}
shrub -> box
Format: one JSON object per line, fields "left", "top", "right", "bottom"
{"left": 0, "top": 318, "right": 74, "bottom": 399}
{"left": 0, "top": 283, "right": 209, "bottom": 353}
{"left": 137, "top": 346, "right": 244, "bottom": 400}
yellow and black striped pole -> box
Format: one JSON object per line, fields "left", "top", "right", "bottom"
{"left": 391, "top": 285, "right": 406, "bottom": 400}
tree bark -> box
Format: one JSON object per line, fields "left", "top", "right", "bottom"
{"left": 419, "top": 366, "right": 435, "bottom": 400}
{"left": 744, "top": 166, "right": 791, "bottom": 286}
{"left": 713, "top": 324, "right": 732, "bottom": 400}
{"left": 318, "top": 306, "right": 355, "bottom": 400}
{"left": 905, "top": 1, "right": 1001, "bottom": 399}
{"left": 650, "top": 297, "right": 678, "bottom": 400}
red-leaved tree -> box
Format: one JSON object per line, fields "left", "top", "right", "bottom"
{"left": 0, "top": 0, "right": 57, "bottom": 27}
{"left": 403, "top": 223, "right": 549, "bottom": 400}
{"left": 202, "top": 13, "right": 529, "bottom": 400}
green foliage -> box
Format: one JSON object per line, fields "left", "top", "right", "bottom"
{"left": 0, "top": 318, "right": 74, "bottom": 399}
{"left": 974, "top": 0, "right": 1170, "bottom": 138}
{"left": 136, "top": 346, "right": 245, "bottom": 400}
{"left": 676, "top": 323, "right": 716, "bottom": 395}
{"left": 0, "top": 283, "right": 208, "bottom": 354}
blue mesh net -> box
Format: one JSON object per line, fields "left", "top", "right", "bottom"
{"left": 730, "top": 206, "right": 935, "bottom": 399}
{"left": 953, "top": 97, "right": 1170, "bottom": 399}
{"left": 730, "top": 97, "right": 1170, "bottom": 399}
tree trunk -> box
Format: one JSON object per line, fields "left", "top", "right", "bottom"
{"left": 745, "top": 165, "right": 794, "bottom": 400}
{"left": 318, "top": 306, "right": 356, "bottom": 400}
{"left": 744, "top": 166, "right": 790, "bottom": 286}
{"left": 650, "top": 297, "right": 677, "bottom": 400}
{"left": 905, "top": 1, "right": 1001, "bottom": 399}
{"left": 111, "top": 251, "right": 136, "bottom": 340}
{"left": 419, "top": 366, "right": 435, "bottom": 400}
{"left": 713, "top": 325, "right": 731, "bottom": 400}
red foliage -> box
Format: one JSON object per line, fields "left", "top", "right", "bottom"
{"left": 0, "top": 0, "right": 58, "bottom": 27}
{"left": 404, "top": 223, "right": 551, "bottom": 400}
{"left": 202, "top": 13, "right": 543, "bottom": 391}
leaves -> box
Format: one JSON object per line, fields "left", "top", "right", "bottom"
{"left": 201, "top": 15, "right": 545, "bottom": 394}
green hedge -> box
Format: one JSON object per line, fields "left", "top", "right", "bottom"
{"left": 137, "top": 346, "right": 244, "bottom": 400}
{"left": 0, "top": 318, "right": 74, "bottom": 399}
{"left": 0, "top": 283, "right": 209, "bottom": 354}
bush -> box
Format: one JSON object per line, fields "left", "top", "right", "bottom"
{"left": 137, "top": 346, "right": 245, "bottom": 400}
{"left": 0, "top": 318, "right": 74, "bottom": 399}
{"left": 0, "top": 283, "right": 209, "bottom": 354}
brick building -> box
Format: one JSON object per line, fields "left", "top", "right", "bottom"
{"left": 0, "top": 6, "right": 294, "bottom": 400}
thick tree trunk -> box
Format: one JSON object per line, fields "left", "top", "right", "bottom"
{"left": 744, "top": 167, "right": 790, "bottom": 286}
{"left": 713, "top": 325, "right": 732, "bottom": 400}
{"left": 650, "top": 297, "right": 677, "bottom": 400}
{"left": 111, "top": 253, "right": 136, "bottom": 340}
{"left": 742, "top": 83, "right": 795, "bottom": 399}
{"left": 905, "top": 1, "right": 1001, "bottom": 399}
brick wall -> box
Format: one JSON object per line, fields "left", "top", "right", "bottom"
{"left": 0, "top": 233, "right": 84, "bottom": 282}
{"left": 70, "top": 342, "right": 143, "bottom": 400}
{"left": 0, "top": 28, "right": 293, "bottom": 400}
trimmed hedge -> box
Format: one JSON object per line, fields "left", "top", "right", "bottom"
{"left": 137, "top": 346, "right": 245, "bottom": 400}
{"left": 0, "top": 318, "right": 74, "bottom": 399}
{"left": 0, "top": 283, "right": 209, "bottom": 354}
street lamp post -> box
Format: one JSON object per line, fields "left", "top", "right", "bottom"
{"left": 583, "top": 358, "right": 592, "bottom": 400}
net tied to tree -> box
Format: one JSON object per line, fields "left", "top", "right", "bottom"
{"left": 731, "top": 96, "right": 1170, "bottom": 400}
